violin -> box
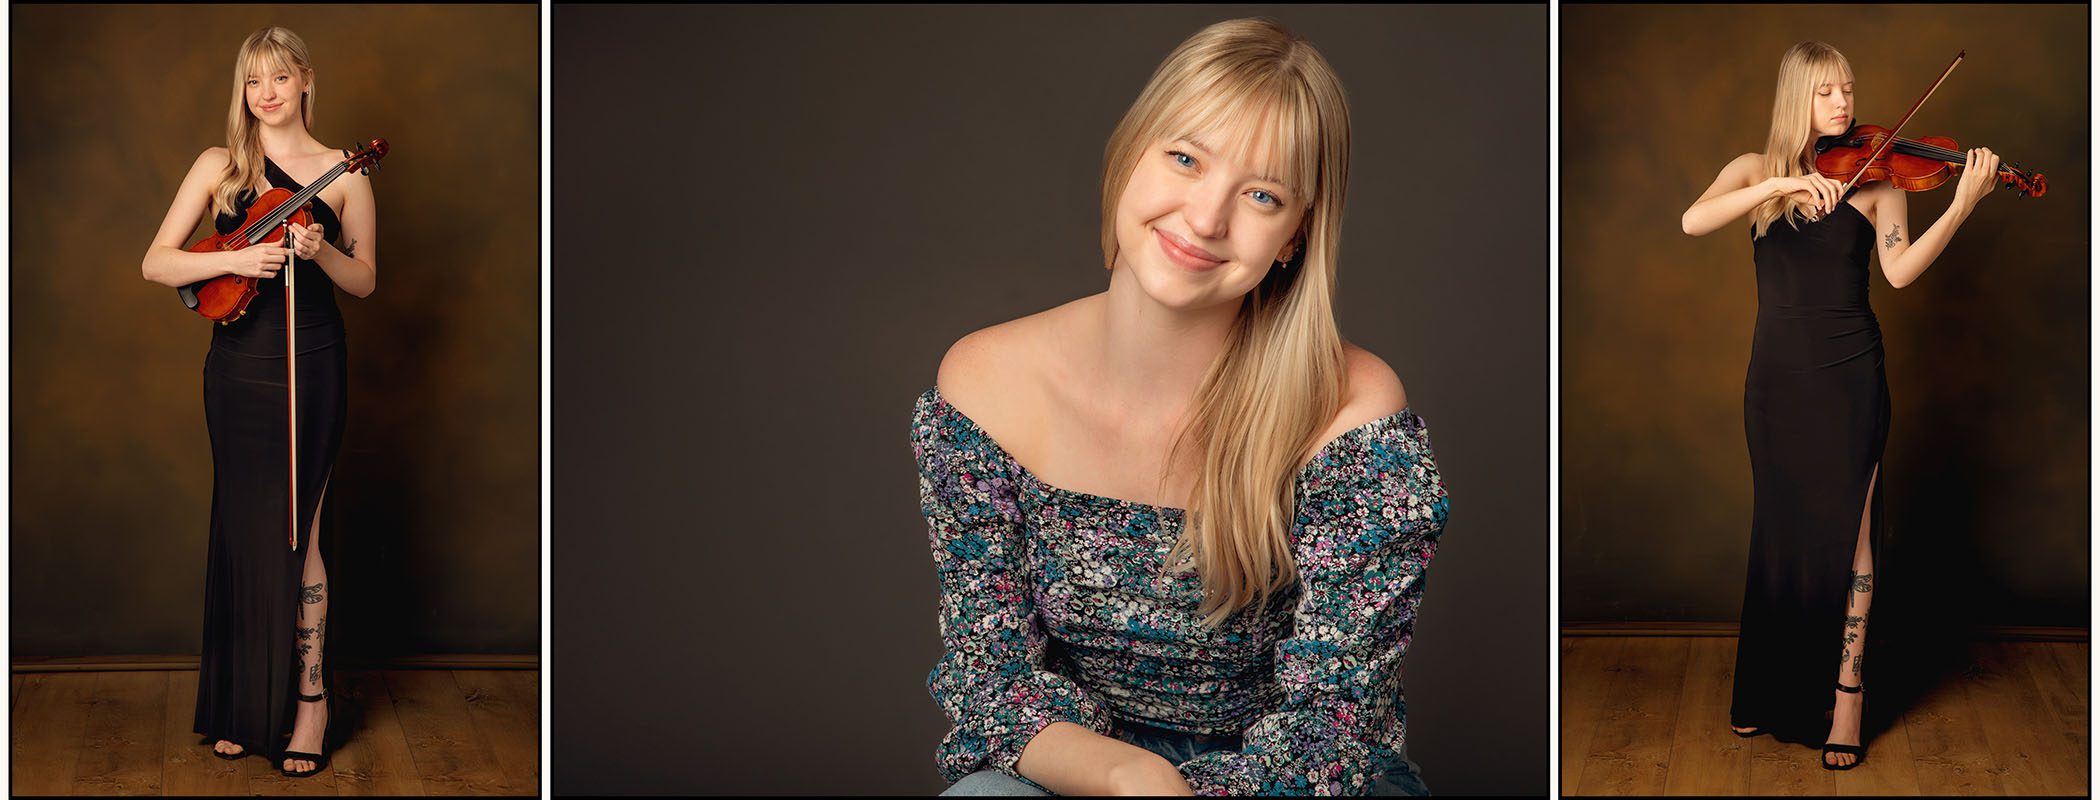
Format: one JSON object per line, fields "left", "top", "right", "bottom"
{"left": 177, "top": 139, "right": 388, "bottom": 322}
{"left": 1815, "top": 123, "right": 2045, "bottom": 197}
{"left": 1808, "top": 51, "right": 2044, "bottom": 200}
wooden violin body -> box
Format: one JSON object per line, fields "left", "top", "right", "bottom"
{"left": 176, "top": 138, "right": 389, "bottom": 322}
{"left": 183, "top": 189, "right": 313, "bottom": 324}
{"left": 1814, "top": 123, "right": 2046, "bottom": 198}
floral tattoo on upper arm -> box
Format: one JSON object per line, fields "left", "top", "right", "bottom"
{"left": 1883, "top": 225, "right": 1902, "bottom": 250}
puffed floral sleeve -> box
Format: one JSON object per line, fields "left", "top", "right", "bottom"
{"left": 912, "top": 392, "right": 1117, "bottom": 785}
{"left": 1178, "top": 410, "right": 1450, "bottom": 796}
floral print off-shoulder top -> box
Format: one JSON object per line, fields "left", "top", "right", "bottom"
{"left": 911, "top": 387, "right": 1450, "bottom": 796}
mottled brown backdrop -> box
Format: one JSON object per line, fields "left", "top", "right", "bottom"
{"left": 10, "top": 4, "right": 541, "bottom": 657}
{"left": 1562, "top": 5, "right": 2088, "bottom": 628}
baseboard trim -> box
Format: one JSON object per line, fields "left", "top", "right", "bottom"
{"left": 1562, "top": 622, "right": 2088, "bottom": 642}
{"left": 11, "top": 654, "right": 539, "bottom": 673}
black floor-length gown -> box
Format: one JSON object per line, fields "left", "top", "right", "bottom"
{"left": 193, "top": 158, "right": 349, "bottom": 757}
{"left": 1728, "top": 198, "right": 1891, "bottom": 743}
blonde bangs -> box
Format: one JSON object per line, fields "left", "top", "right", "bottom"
{"left": 1165, "top": 74, "right": 1319, "bottom": 205}
{"left": 237, "top": 42, "right": 301, "bottom": 86}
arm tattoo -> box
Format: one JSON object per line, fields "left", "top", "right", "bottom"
{"left": 344, "top": 238, "right": 357, "bottom": 257}
{"left": 1883, "top": 225, "right": 1902, "bottom": 250}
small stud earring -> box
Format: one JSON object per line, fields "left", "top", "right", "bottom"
{"left": 1275, "top": 242, "right": 1303, "bottom": 270}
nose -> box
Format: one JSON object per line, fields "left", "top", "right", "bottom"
{"left": 1183, "top": 178, "right": 1232, "bottom": 243}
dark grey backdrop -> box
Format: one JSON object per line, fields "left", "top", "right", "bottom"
{"left": 553, "top": 5, "right": 1547, "bottom": 795}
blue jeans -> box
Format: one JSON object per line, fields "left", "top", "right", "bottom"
{"left": 940, "top": 719, "right": 1431, "bottom": 796}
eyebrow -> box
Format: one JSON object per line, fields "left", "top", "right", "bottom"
{"left": 1180, "top": 136, "right": 1287, "bottom": 187}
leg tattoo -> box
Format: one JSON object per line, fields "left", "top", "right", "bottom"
{"left": 301, "top": 615, "right": 326, "bottom": 689}
{"left": 296, "top": 579, "right": 327, "bottom": 692}
{"left": 1841, "top": 587, "right": 1870, "bottom": 686}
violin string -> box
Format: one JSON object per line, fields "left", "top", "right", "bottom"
{"left": 241, "top": 167, "right": 337, "bottom": 242}
{"left": 238, "top": 161, "right": 351, "bottom": 243}
{"left": 1871, "top": 136, "right": 1963, "bottom": 162}
{"left": 1865, "top": 136, "right": 2027, "bottom": 180}
{"left": 1891, "top": 136, "right": 2021, "bottom": 172}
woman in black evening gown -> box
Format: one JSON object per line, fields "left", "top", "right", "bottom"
{"left": 140, "top": 26, "right": 378, "bottom": 778}
{"left": 1678, "top": 41, "right": 2000, "bottom": 770}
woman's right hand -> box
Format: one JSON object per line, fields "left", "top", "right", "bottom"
{"left": 223, "top": 244, "right": 292, "bottom": 279}
{"left": 1770, "top": 173, "right": 1846, "bottom": 219}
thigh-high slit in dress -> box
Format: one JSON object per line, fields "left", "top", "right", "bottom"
{"left": 1728, "top": 199, "right": 1890, "bottom": 744}
{"left": 192, "top": 158, "right": 349, "bottom": 758}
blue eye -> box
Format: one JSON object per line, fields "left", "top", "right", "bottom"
{"left": 1171, "top": 151, "right": 1195, "bottom": 168}
{"left": 1251, "top": 190, "right": 1277, "bottom": 207}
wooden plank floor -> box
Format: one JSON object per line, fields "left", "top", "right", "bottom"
{"left": 1563, "top": 637, "right": 2088, "bottom": 796}
{"left": 12, "top": 669, "right": 537, "bottom": 797}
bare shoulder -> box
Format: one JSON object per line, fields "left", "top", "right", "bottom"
{"left": 191, "top": 147, "right": 230, "bottom": 176}
{"left": 934, "top": 303, "right": 1071, "bottom": 432}
{"left": 1329, "top": 342, "right": 1409, "bottom": 433}
{"left": 336, "top": 164, "right": 373, "bottom": 190}
{"left": 1859, "top": 180, "right": 1902, "bottom": 221}
{"left": 330, "top": 161, "right": 374, "bottom": 212}
{"left": 1724, "top": 152, "right": 1767, "bottom": 186}
{"left": 934, "top": 320, "right": 1022, "bottom": 409}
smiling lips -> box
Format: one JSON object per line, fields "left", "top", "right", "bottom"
{"left": 261, "top": 102, "right": 284, "bottom": 112}
{"left": 1155, "top": 228, "right": 1225, "bottom": 271}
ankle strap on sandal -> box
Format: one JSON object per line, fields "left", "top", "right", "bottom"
{"left": 298, "top": 691, "right": 328, "bottom": 702}
{"left": 1836, "top": 682, "right": 1863, "bottom": 694}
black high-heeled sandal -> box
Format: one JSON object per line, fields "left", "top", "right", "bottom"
{"left": 1822, "top": 682, "right": 1866, "bottom": 771}
{"left": 280, "top": 691, "right": 333, "bottom": 778}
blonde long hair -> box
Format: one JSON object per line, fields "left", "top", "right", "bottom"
{"left": 1752, "top": 41, "right": 1852, "bottom": 239}
{"left": 1099, "top": 18, "right": 1352, "bottom": 627}
{"left": 212, "top": 27, "right": 316, "bottom": 216}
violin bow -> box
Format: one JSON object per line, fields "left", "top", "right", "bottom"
{"left": 1841, "top": 50, "right": 1965, "bottom": 196}
{"left": 285, "top": 219, "right": 299, "bottom": 550}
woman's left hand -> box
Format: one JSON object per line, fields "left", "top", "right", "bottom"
{"left": 1953, "top": 147, "right": 2001, "bottom": 210}
{"left": 284, "top": 222, "right": 326, "bottom": 261}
